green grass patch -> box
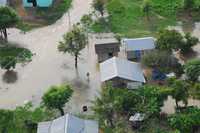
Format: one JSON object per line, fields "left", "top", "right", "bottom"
{"left": 0, "top": 44, "right": 33, "bottom": 62}
{"left": 105, "top": 0, "right": 184, "bottom": 37}
{"left": 17, "top": 21, "right": 44, "bottom": 32}
{"left": 92, "top": 0, "right": 187, "bottom": 37}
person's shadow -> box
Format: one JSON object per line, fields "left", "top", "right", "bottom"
{"left": 2, "top": 70, "right": 18, "bottom": 84}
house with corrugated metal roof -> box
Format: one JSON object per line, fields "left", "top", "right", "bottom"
{"left": 100, "top": 57, "right": 146, "bottom": 89}
{"left": 94, "top": 36, "right": 120, "bottom": 63}
{"left": 0, "top": 0, "right": 7, "bottom": 6}
{"left": 122, "top": 37, "right": 155, "bottom": 61}
{"left": 37, "top": 114, "right": 99, "bottom": 133}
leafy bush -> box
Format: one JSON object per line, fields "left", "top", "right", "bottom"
{"left": 156, "top": 30, "right": 199, "bottom": 54}
{"left": 0, "top": 103, "right": 54, "bottom": 133}
{"left": 184, "top": 59, "right": 200, "bottom": 82}
{"left": 141, "top": 50, "right": 183, "bottom": 76}
{"left": 0, "top": 46, "right": 32, "bottom": 70}
{"left": 169, "top": 107, "right": 200, "bottom": 133}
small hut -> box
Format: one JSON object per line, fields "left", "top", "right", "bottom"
{"left": 129, "top": 113, "right": 145, "bottom": 129}
{"left": 95, "top": 36, "right": 120, "bottom": 63}
{"left": 100, "top": 57, "right": 146, "bottom": 89}
{"left": 122, "top": 37, "right": 155, "bottom": 61}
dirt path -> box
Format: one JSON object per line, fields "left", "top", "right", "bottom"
{"left": 0, "top": 0, "right": 101, "bottom": 114}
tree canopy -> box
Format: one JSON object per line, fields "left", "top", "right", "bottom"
{"left": 42, "top": 84, "right": 73, "bottom": 116}
{"left": 92, "top": 84, "right": 172, "bottom": 128}
{"left": 167, "top": 78, "right": 189, "bottom": 108}
{"left": 156, "top": 30, "right": 199, "bottom": 54}
{"left": 58, "top": 24, "right": 87, "bottom": 68}
{"left": 169, "top": 107, "right": 200, "bottom": 133}
{"left": 0, "top": 103, "right": 54, "bottom": 133}
{"left": 184, "top": 59, "right": 200, "bottom": 82}
{"left": 141, "top": 50, "right": 183, "bottom": 76}
{"left": 0, "top": 6, "right": 19, "bottom": 41}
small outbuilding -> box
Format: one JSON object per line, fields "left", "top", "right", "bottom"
{"left": 122, "top": 37, "right": 155, "bottom": 61}
{"left": 129, "top": 113, "right": 145, "bottom": 129}
{"left": 100, "top": 57, "right": 146, "bottom": 89}
{"left": 37, "top": 114, "right": 99, "bottom": 133}
{"left": 95, "top": 37, "right": 120, "bottom": 63}
{"left": 23, "top": 0, "right": 53, "bottom": 7}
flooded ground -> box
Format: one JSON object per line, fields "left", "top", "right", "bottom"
{"left": 0, "top": 0, "right": 100, "bottom": 114}
{"left": 0, "top": 0, "right": 200, "bottom": 115}
{"left": 162, "top": 22, "right": 200, "bottom": 114}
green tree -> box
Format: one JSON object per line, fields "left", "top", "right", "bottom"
{"left": 42, "top": 84, "right": 73, "bottom": 116}
{"left": 0, "top": 6, "right": 19, "bottom": 41}
{"left": 92, "top": 0, "right": 106, "bottom": 16}
{"left": 81, "top": 14, "right": 93, "bottom": 30}
{"left": 167, "top": 78, "right": 189, "bottom": 109}
{"left": 168, "top": 107, "right": 200, "bottom": 133}
{"left": 142, "top": 0, "right": 152, "bottom": 20}
{"left": 190, "top": 83, "right": 200, "bottom": 99}
{"left": 92, "top": 84, "right": 171, "bottom": 128}
{"left": 184, "top": 0, "right": 195, "bottom": 10}
{"left": 0, "top": 56, "right": 17, "bottom": 71}
{"left": 156, "top": 30, "right": 199, "bottom": 54}
{"left": 136, "top": 85, "right": 172, "bottom": 117}
{"left": 156, "top": 30, "right": 184, "bottom": 52}
{"left": 183, "top": 33, "right": 199, "bottom": 53}
{"left": 92, "top": 84, "right": 121, "bottom": 128}
{"left": 184, "top": 59, "right": 200, "bottom": 82}
{"left": 141, "top": 50, "right": 183, "bottom": 76}
{"left": 58, "top": 24, "right": 87, "bottom": 68}
{"left": 0, "top": 110, "right": 14, "bottom": 133}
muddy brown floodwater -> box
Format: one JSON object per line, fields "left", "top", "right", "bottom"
{"left": 0, "top": 0, "right": 102, "bottom": 114}
{"left": 162, "top": 22, "right": 200, "bottom": 114}
{"left": 0, "top": 1, "right": 200, "bottom": 114}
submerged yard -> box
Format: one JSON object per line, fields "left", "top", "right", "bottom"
{"left": 0, "top": 0, "right": 98, "bottom": 114}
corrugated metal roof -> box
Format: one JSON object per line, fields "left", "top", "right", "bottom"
{"left": 100, "top": 57, "right": 146, "bottom": 83}
{"left": 37, "top": 114, "right": 98, "bottom": 133}
{"left": 123, "top": 37, "right": 155, "bottom": 51}
{"left": 0, "top": 0, "right": 6, "bottom": 6}
{"left": 37, "top": 121, "right": 52, "bottom": 133}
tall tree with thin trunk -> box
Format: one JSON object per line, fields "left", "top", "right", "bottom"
{"left": 42, "top": 84, "right": 73, "bottom": 116}
{"left": 58, "top": 24, "right": 87, "bottom": 68}
{"left": 0, "top": 6, "right": 19, "bottom": 41}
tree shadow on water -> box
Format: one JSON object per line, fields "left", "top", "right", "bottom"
{"left": 2, "top": 70, "right": 18, "bottom": 84}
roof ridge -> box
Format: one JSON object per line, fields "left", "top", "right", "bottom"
{"left": 64, "top": 114, "right": 69, "bottom": 133}
{"left": 48, "top": 121, "right": 53, "bottom": 133}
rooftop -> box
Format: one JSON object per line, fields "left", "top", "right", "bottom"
{"left": 100, "top": 57, "right": 146, "bottom": 83}
{"left": 37, "top": 114, "right": 99, "bottom": 133}
{"left": 122, "top": 37, "right": 155, "bottom": 51}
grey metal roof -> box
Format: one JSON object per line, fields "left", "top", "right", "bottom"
{"left": 37, "top": 114, "right": 98, "bottom": 133}
{"left": 100, "top": 57, "right": 146, "bottom": 83}
{"left": 123, "top": 37, "right": 155, "bottom": 51}
{"left": 0, "top": 0, "right": 6, "bottom": 6}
